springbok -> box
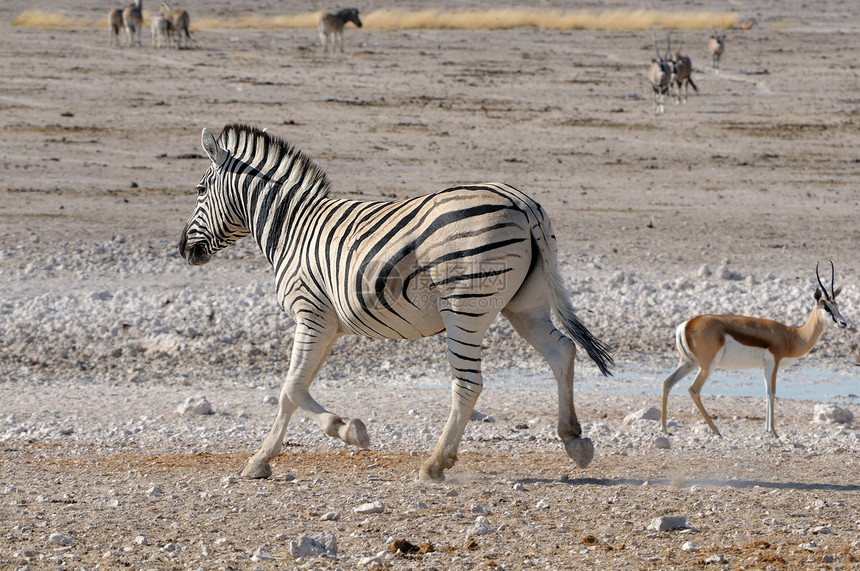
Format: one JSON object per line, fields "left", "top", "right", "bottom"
{"left": 709, "top": 32, "right": 726, "bottom": 73}
{"left": 108, "top": 9, "right": 124, "bottom": 47}
{"left": 123, "top": 0, "right": 143, "bottom": 47}
{"left": 647, "top": 33, "right": 673, "bottom": 114}
{"left": 318, "top": 8, "right": 362, "bottom": 53}
{"left": 669, "top": 35, "right": 698, "bottom": 104}
{"left": 151, "top": 14, "right": 172, "bottom": 49}
{"left": 661, "top": 262, "right": 847, "bottom": 438}
{"left": 160, "top": 3, "right": 192, "bottom": 48}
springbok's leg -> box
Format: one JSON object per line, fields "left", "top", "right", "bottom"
{"left": 241, "top": 322, "right": 362, "bottom": 479}
{"left": 419, "top": 310, "right": 495, "bottom": 483}
{"left": 764, "top": 358, "right": 779, "bottom": 437}
{"left": 505, "top": 308, "right": 595, "bottom": 469}
{"left": 661, "top": 360, "right": 697, "bottom": 433}
{"left": 688, "top": 368, "right": 721, "bottom": 436}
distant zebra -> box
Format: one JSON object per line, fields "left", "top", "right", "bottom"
{"left": 179, "top": 124, "right": 613, "bottom": 482}
{"left": 108, "top": 8, "right": 124, "bottom": 47}
{"left": 151, "top": 15, "right": 172, "bottom": 49}
{"left": 318, "top": 8, "right": 362, "bottom": 53}
{"left": 123, "top": 0, "right": 143, "bottom": 47}
{"left": 160, "top": 3, "right": 192, "bottom": 48}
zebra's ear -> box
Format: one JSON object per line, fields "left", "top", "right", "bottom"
{"left": 201, "top": 128, "right": 226, "bottom": 166}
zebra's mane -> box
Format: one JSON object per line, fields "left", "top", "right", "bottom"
{"left": 218, "top": 123, "right": 331, "bottom": 199}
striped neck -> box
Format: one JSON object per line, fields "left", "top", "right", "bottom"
{"left": 217, "top": 124, "right": 331, "bottom": 264}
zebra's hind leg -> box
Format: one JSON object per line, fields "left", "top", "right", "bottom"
{"left": 503, "top": 303, "right": 594, "bottom": 470}
{"left": 419, "top": 310, "right": 495, "bottom": 483}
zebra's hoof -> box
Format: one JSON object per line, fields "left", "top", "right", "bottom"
{"left": 339, "top": 418, "right": 370, "bottom": 448}
{"left": 241, "top": 457, "right": 272, "bottom": 479}
{"left": 563, "top": 436, "right": 594, "bottom": 469}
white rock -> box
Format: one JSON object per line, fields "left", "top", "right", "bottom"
{"left": 469, "top": 516, "right": 492, "bottom": 536}
{"left": 681, "top": 541, "right": 697, "bottom": 551}
{"left": 289, "top": 532, "right": 337, "bottom": 558}
{"left": 320, "top": 511, "right": 341, "bottom": 521}
{"left": 261, "top": 395, "right": 278, "bottom": 405}
{"left": 47, "top": 533, "right": 73, "bottom": 546}
{"left": 652, "top": 436, "right": 671, "bottom": 449}
{"left": 177, "top": 395, "right": 212, "bottom": 415}
{"left": 251, "top": 547, "right": 274, "bottom": 562}
{"left": 134, "top": 536, "right": 148, "bottom": 546}
{"left": 354, "top": 501, "right": 385, "bottom": 514}
{"left": 146, "top": 486, "right": 162, "bottom": 497}
{"left": 358, "top": 554, "right": 383, "bottom": 568}
{"left": 648, "top": 515, "right": 686, "bottom": 531}
{"left": 624, "top": 407, "right": 661, "bottom": 425}
{"left": 812, "top": 404, "right": 854, "bottom": 425}
{"left": 512, "top": 483, "right": 525, "bottom": 491}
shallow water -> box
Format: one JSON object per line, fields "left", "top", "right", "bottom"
{"left": 488, "top": 364, "right": 860, "bottom": 403}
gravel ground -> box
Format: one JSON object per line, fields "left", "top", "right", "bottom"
{"left": 1, "top": 0, "right": 860, "bottom": 569}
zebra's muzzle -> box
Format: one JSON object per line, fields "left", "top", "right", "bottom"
{"left": 184, "top": 242, "right": 211, "bottom": 266}
{"left": 178, "top": 227, "right": 211, "bottom": 265}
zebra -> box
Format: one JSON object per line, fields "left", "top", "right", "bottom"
{"left": 122, "top": 0, "right": 143, "bottom": 47}
{"left": 178, "top": 124, "right": 613, "bottom": 482}
{"left": 108, "top": 8, "right": 124, "bottom": 47}
{"left": 150, "top": 15, "right": 172, "bottom": 49}
{"left": 160, "top": 3, "right": 192, "bottom": 49}
{"left": 318, "top": 8, "right": 362, "bottom": 53}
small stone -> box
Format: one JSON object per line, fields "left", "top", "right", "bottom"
{"left": 261, "top": 395, "right": 278, "bottom": 405}
{"left": 690, "top": 485, "right": 702, "bottom": 493}
{"left": 289, "top": 532, "right": 337, "bottom": 558}
{"left": 146, "top": 486, "right": 162, "bottom": 497}
{"left": 648, "top": 515, "right": 686, "bottom": 531}
{"left": 704, "top": 553, "right": 728, "bottom": 564}
{"left": 177, "top": 395, "right": 212, "bottom": 415}
{"left": 320, "top": 511, "right": 341, "bottom": 521}
{"left": 134, "top": 536, "right": 148, "bottom": 546}
{"left": 471, "top": 504, "right": 489, "bottom": 515}
{"left": 47, "top": 533, "right": 73, "bottom": 546}
{"left": 624, "top": 407, "right": 661, "bottom": 425}
{"left": 652, "top": 435, "right": 671, "bottom": 449}
{"left": 358, "top": 554, "right": 383, "bottom": 568}
{"left": 812, "top": 404, "right": 854, "bottom": 425}
{"left": 251, "top": 547, "right": 274, "bottom": 562}
{"left": 354, "top": 501, "right": 385, "bottom": 514}
{"left": 681, "top": 541, "right": 697, "bottom": 551}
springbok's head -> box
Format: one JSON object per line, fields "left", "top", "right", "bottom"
{"left": 814, "top": 261, "right": 847, "bottom": 328}
{"left": 178, "top": 128, "right": 248, "bottom": 266}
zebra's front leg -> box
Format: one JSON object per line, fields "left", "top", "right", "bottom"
{"left": 241, "top": 388, "right": 298, "bottom": 479}
{"left": 241, "top": 321, "right": 358, "bottom": 479}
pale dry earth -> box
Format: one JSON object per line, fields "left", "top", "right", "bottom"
{"left": 1, "top": 0, "right": 860, "bottom": 569}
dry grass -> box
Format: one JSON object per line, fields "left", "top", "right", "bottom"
{"left": 13, "top": 8, "right": 739, "bottom": 31}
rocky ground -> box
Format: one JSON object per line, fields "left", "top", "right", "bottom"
{"left": 1, "top": 0, "right": 859, "bottom": 569}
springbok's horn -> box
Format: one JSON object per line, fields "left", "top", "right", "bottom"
{"left": 816, "top": 261, "right": 828, "bottom": 297}
{"left": 829, "top": 259, "right": 836, "bottom": 297}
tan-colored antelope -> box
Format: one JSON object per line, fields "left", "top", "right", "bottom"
{"left": 709, "top": 32, "right": 725, "bottom": 73}
{"left": 160, "top": 3, "right": 192, "bottom": 48}
{"left": 123, "top": 0, "right": 143, "bottom": 47}
{"left": 318, "top": 8, "right": 363, "bottom": 53}
{"left": 661, "top": 262, "right": 847, "bottom": 438}
{"left": 647, "top": 33, "right": 673, "bottom": 114}
{"left": 108, "top": 8, "right": 124, "bottom": 47}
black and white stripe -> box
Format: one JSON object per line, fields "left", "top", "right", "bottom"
{"left": 180, "top": 123, "right": 612, "bottom": 482}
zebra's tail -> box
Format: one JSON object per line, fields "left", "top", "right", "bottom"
{"left": 533, "top": 226, "right": 614, "bottom": 377}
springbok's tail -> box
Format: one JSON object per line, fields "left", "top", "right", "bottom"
{"left": 531, "top": 218, "right": 614, "bottom": 377}
{"left": 675, "top": 321, "right": 696, "bottom": 363}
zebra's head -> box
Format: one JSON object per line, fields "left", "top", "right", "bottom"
{"left": 178, "top": 128, "right": 248, "bottom": 266}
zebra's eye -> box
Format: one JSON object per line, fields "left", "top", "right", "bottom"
{"left": 196, "top": 184, "right": 207, "bottom": 197}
